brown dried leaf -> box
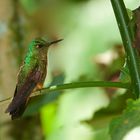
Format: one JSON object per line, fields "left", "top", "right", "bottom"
{"left": 133, "top": 7, "right": 140, "bottom": 53}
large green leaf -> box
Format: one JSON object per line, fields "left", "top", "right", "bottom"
{"left": 110, "top": 99, "right": 140, "bottom": 140}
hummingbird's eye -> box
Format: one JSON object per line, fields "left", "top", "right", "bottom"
{"left": 36, "top": 44, "right": 44, "bottom": 48}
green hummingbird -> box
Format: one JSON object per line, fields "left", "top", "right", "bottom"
{"left": 5, "top": 37, "right": 63, "bottom": 120}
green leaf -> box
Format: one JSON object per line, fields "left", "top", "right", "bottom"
{"left": 22, "top": 81, "right": 129, "bottom": 117}
{"left": 119, "top": 63, "right": 131, "bottom": 83}
{"left": 94, "top": 126, "right": 111, "bottom": 140}
{"left": 127, "top": 8, "right": 133, "bottom": 20}
{"left": 109, "top": 99, "right": 140, "bottom": 140}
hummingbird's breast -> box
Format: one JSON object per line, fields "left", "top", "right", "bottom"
{"left": 38, "top": 56, "right": 48, "bottom": 85}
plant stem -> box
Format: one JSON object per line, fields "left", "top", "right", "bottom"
{"left": 0, "top": 81, "right": 130, "bottom": 103}
{"left": 38, "top": 81, "right": 129, "bottom": 93}
{"left": 110, "top": 0, "right": 140, "bottom": 98}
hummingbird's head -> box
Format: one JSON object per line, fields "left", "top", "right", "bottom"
{"left": 29, "top": 38, "right": 63, "bottom": 55}
{"left": 32, "top": 38, "right": 63, "bottom": 50}
{"left": 28, "top": 38, "right": 63, "bottom": 59}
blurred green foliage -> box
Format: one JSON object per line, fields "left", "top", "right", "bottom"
{"left": 0, "top": 0, "right": 140, "bottom": 140}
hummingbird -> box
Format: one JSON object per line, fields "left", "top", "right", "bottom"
{"left": 5, "top": 37, "right": 63, "bottom": 120}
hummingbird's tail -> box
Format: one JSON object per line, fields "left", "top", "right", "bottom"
{"left": 5, "top": 98, "right": 27, "bottom": 120}
{"left": 5, "top": 82, "right": 37, "bottom": 120}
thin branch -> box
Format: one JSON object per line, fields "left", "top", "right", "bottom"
{"left": 0, "top": 97, "right": 12, "bottom": 103}
{"left": 0, "top": 81, "right": 130, "bottom": 103}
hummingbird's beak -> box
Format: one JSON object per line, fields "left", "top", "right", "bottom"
{"left": 48, "top": 39, "right": 63, "bottom": 46}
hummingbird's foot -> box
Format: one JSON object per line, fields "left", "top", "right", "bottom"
{"left": 34, "top": 83, "right": 43, "bottom": 94}
{"left": 36, "top": 83, "right": 43, "bottom": 89}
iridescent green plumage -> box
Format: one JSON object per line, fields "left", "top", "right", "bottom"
{"left": 6, "top": 38, "right": 62, "bottom": 119}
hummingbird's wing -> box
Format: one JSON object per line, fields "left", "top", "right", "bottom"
{"left": 6, "top": 64, "right": 42, "bottom": 119}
